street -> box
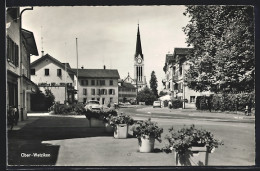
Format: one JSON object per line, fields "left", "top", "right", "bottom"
{"left": 8, "top": 106, "right": 255, "bottom": 166}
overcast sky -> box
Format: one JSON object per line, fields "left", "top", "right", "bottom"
{"left": 22, "top": 6, "right": 190, "bottom": 91}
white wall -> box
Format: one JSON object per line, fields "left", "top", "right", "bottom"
{"left": 31, "top": 60, "right": 74, "bottom": 85}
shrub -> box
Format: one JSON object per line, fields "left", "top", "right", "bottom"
{"left": 170, "top": 99, "right": 183, "bottom": 109}
{"left": 108, "top": 114, "right": 134, "bottom": 127}
{"left": 196, "top": 92, "right": 255, "bottom": 112}
{"left": 162, "top": 124, "right": 224, "bottom": 154}
{"left": 85, "top": 109, "right": 118, "bottom": 121}
{"left": 51, "top": 102, "right": 86, "bottom": 115}
{"left": 131, "top": 118, "right": 163, "bottom": 143}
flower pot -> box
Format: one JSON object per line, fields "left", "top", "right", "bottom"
{"left": 90, "top": 118, "right": 105, "bottom": 128}
{"left": 105, "top": 123, "right": 114, "bottom": 133}
{"left": 114, "top": 124, "right": 128, "bottom": 139}
{"left": 173, "top": 146, "right": 209, "bottom": 166}
{"left": 138, "top": 135, "right": 155, "bottom": 153}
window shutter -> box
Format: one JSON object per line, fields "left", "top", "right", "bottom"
{"left": 105, "top": 89, "right": 107, "bottom": 95}
{"left": 15, "top": 44, "right": 19, "bottom": 66}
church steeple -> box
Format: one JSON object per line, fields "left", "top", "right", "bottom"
{"left": 135, "top": 24, "right": 143, "bottom": 59}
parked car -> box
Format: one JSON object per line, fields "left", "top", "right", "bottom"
{"left": 153, "top": 101, "right": 161, "bottom": 108}
{"left": 85, "top": 100, "right": 103, "bottom": 111}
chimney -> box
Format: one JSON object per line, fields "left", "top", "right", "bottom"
{"left": 104, "top": 65, "right": 106, "bottom": 69}
{"left": 41, "top": 50, "right": 44, "bottom": 57}
{"left": 81, "top": 66, "right": 84, "bottom": 69}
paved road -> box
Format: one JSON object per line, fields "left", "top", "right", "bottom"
{"left": 118, "top": 105, "right": 255, "bottom": 124}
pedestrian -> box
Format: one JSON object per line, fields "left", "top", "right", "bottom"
{"left": 207, "top": 98, "right": 211, "bottom": 112}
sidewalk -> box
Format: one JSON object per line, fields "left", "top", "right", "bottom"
{"left": 136, "top": 106, "right": 255, "bottom": 120}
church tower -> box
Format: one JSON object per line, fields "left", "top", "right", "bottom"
{"left": 134, "top": 24, "right": 147, "bottom": 90}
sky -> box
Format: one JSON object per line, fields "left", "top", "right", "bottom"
{"left": 22, "top": 6, "right": 190, "bottom": 91}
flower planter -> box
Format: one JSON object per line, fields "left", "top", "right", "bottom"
{"left": 138, "top": 135, "right": 155, "bottom": 153}
{"left": 105, "top": 123, "right": 114, "bottom": 133}
{"left": 114, "top": 124, "right": 128, "bottom": 139}
{"left": 173, "top": 146, "right": 209, "bottom": 166}
{"left": 90, "top": 118, "right": 105, "bottom": 128}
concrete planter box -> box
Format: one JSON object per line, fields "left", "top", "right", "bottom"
{"left": 114, "top": 124, "right": 128, "bottom": 139}
{"left": 138, "top": 135, "right": 155, "bottom": 153}
{"left": 90, "top": 118, "right": 105, "bottom": 128}
{"left": 173, "top": 146, "right": 209, "bottom": 166}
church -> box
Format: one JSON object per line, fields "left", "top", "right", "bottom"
{"left": 123, "top": 24, "right": 147, "bottom": 91}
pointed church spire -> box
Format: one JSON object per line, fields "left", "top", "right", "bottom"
{"left": 135, "top": 24, "right": 143, "bottom": 59}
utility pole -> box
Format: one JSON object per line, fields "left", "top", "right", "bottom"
{"left": 76, "top": 38, "right": 79, "bottom": 101}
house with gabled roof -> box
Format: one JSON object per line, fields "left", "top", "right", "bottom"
{"left": 30, "top": 53, "right": 77, "bottom": 104}
{"left": 118, "top": 79, "right": 137, "bottom": 103}
{"left": 72, "top": 66, "right": 120, "bottom": 106}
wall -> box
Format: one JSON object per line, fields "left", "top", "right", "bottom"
{"left": 39, "top": 86, "right": 66, "bottom": 104}
{"left": 31, "top": 60, "right": 74, "bottom": 85}
{"left": 78, "top": 78, "right": 118, "bottom": 106}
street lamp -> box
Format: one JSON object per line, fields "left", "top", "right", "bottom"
{"left": 183, "top": 80, "right": 188, "bottom": 109}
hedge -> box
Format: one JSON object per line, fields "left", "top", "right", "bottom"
{"left": 196, "top": 92, "right": 255, "bottom": 112}
{"left": 170, "top": 99, "right": 183, "bottom": 109}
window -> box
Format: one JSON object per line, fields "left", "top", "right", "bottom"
{"left": 83, "top": 98, "right": 87, "bottom": 103}
{"left": 109, "top": 89, "right": 115, "bottom": 95}
{"left": 100, "top": 80, "right": 105, "bottom": 86}
{"left": 190, "top": 96, "right": 195, "bottom": 103}
{"left": 45, "top": 69, "right": 49, "bottom": 76}
{"left": 92, "top": 98, "right": 95, "bottom": 100}
{"left": 91, "top": 80, "right": 95, "bottom": 86}
{"left": 110, "top": 97, "right": 113, "bottom": 103}
{"left": 83, "top": 88, "right": 87, "bottom": 95}
{"left": 110, "top": 80, "right": 113, "bottom": 86}
{"left": 101, "top": 89, "right": 107, "bottom": 95}
{"left": 30, "top": 69, "right": 35, "bottom": 75}
{"left": 91, "top": 89, "right": 95, "bottom": 95}
{"left": 179, "top": 66, "right": 182, "bottom": 75}
{"left": 6, "top": 36, "right": 19, "bottom": 66}
{"left": 57, "top": 69, "right": 62, "bottom": 76}
{"left": 97, "top": 98, "right": 100, "bottom": 102}
{"left": 81, "top": 80, "right": 84, "bottom": 86}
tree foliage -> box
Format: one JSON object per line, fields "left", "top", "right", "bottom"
{"left": 136, "top": 87, "right": 157, "bottom": 105}
{"left": 150, "top": 71, "right": 159, "bottom": 97}
{"left": 183, "top": 6, "right": 254, "bottom": 93}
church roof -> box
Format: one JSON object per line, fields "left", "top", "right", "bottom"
{"left": 72, "top": 69, "right": 120, "bottom": 79}
{"left": 135, "top": 24, "right": 143, "bottom": 59}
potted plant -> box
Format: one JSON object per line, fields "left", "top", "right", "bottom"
{"left": 103, "top": 109, "right": 118, "bottom": 133}
{"left": 109, "top": 113, "right": 134, "bottom": 139}
{"left": 131, "top": 118, "right": 163, "bottom": 153}
{"left": 162, "top": 124, "right": 224, "bottom": 166}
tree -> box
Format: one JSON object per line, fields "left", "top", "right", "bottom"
{"left": 150, "top": 71, "right": 159, "bottom": 97}
{"left": 183, "top": 6, "right": 254, "bottom": 93}
{"left": 136, "top": 87, "right": 157, "bottom": 105}
{"left": 45, "top": 89, "right": 55, "bottom": 109}
{"left": 159, "top": 91, "right": 168, "bottom": 97}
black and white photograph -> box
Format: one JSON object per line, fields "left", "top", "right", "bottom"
{"left": 5, "top": 3, "right": 256, "bottom": 168}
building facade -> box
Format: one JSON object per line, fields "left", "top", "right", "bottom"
{"left": 73, "top": 67, "right": 120, "bottom": 106}
{"left": 6, "top": 7, "right": 39, "bottom": 121}
{"left": 118, "top": 79, "right": 137, "bottom": 103}
{"left": 162, "top": 53, "right": 174, "bottom": 95}
{"left": 171, "top": 48, "right": 212, "bottom": 104}
{"left": 30, "top": 54, "right": 76, "bottom": 104}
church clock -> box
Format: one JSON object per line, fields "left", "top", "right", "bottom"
{"left": 137, "top": 58, "right": 142, "bottom": 64}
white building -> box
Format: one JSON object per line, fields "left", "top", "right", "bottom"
{"left": 30, "top": 54, "right": 77, "bottom": 104}
{"left": 73, "top": 66, "right": 120, "bottom": 106}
